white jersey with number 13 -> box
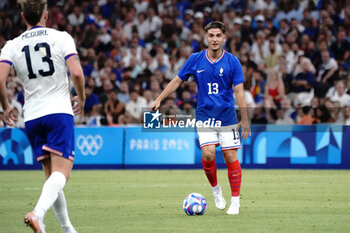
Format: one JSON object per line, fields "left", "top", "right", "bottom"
{"left": 0, "top": 26, "right": 78, "bottom": 122}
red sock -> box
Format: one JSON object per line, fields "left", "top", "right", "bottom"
{"left": 227, "top": 160, "right": 242, "bottom": 197}
{"left": 202, "top": 158, "right": 218, "bottom": 187}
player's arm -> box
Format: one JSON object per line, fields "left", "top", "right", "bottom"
{"left": 0, "top": 63, "right": 17, "bottom": 126}
{"left": 150, "top": 76, "right": 183, "bottom": 110}
{"left": 66, "top": 55, "right": 86, "bottom": 115}
{"left": 234, "top": 83, "right": 251, "bottom": 139}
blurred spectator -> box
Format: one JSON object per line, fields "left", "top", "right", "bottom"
{"left": 328, "top": 80, "right": 350, "bottom": 107}
{"left": 143, "top": 90, "right": 154, "bottom": 107}
{"left": 250, "top": 30, "right": 267, "bottom": 65}
{"left": 324, "top": 99, "right": 342, "bottom": 123}
{"left": 118, "top": 81, "right": 130, "bottom": 104}
{"left": 293, "top": 55, "right": 316, "bottom": 76}
{"left": 250, "top": 69, "right": 266, "bottom": 105}
{"left": 145, "top": 7, "right": 162, "bottom": 42}
{"left": 264, "top": 69, "right": 285, "bottom": 108}
{"left": 241, "top": 15, "right": 253, "bottom": 44}
{"left": 298, "top": 106, "right": 318, "bottom": 125}
{"left": 6, "top": 89, "right": 24, "bottom": 128}
{"left": 161, "top": 97, "right": 181, "bottom": 116}
{"left": 150, "top": 78, "right": 162, "bottom": 100}
{"left": 290, "top": 59, "right": 315, "bottom": 96}
{"left": 330, "top": 28, "right": 350, "bottom": 62}
{"left": 165, "top": 56, "right": 181, "bottom": 80}
{"left": 124, "top": 89, "right": 147, "bottom": 123}
{"left": 311, "top": 96, "right": 320, "bottom": 109}
{"left": 83, "top": 84, "right": 101, "bottom": 125}
{"left": 238, "top": 82, "right": 256, "bottom": 120}
{"left": 47, "top": 5, "right": 64, "bottom": 28}
{"left": 135, "top": 12, "right": 149, "bottom": 40}
{"left": 315, "top": 105, "right": 336, "bottom": 123}
{"left": 180, "top": 101, "right": 196, "bottom": 120}
{"left": 264, "top": 39, "right": 281, "bottom": 69}
{"left": 343, "top": 106, "right": 350, "bottom": 125}
{"left": 314, "top": 50, "right": 339, "bottom": 97}
{"left": 67, "top": 6, "right": 84, "bottom": 27}
{"left": 81, "top": 56, "right": 94, "bottom": 78}
{"left": 275, "top": 107, "right": 294, "bottom": 125}
{"left": 251, "top": 107, "right": 268, "bottom": 124}
{"left": 134, "top": 0, "right": 149, "bottom": 14}
{"left": 213, "top": 0, "right": 228, "bottom": 14}
{"left": 104, "top": 89, "right": 125, "bottom": 126}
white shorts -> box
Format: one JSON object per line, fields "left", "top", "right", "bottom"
{"left": 197, "top": 124, "right": 241, "bottom": 151}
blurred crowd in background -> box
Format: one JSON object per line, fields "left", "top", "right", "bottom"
{"left": 1, "top": 0, "right": 350, "bottom": 128}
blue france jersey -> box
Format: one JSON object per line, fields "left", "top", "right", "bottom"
{"left": 177, "top": 49, "right": 244, "bottom": 126}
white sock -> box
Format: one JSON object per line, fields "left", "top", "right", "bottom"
{"left": 211, "top": 184, "right": 221, "bottom": 192}
{"left": 34, "top": 171, "right": 66, "bottom": 220}
{"left": 53, "top": 191, "right": 75, "bottom": 232}
{"left": 231, "top": 196, "right": 240, "bottom": 204}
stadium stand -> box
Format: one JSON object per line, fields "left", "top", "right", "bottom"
{"left": 0, "top": 0, "right": 350, "bottom": 127}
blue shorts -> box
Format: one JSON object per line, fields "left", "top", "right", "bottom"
{"left": 25, "top": 113, "right": 75, "bottom": 162}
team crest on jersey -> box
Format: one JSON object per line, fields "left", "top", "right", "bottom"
{"left": 219, "top": 67, "right": 223, "bottom": 76}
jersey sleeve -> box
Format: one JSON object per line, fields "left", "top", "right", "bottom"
{"left": 232, "top": 56, "right": 244, "bottom": 86}
{"left": 60, "top": 32, "right": 78, "bottom": 61}
{"left": 177, "top": 54, "right": 195, "bottom": 81}
{"left": 0, "top": 41, "right": 14, "bottom": 66}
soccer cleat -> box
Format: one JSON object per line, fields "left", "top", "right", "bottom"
{"left": 24, "top": 212, "right": 46, "bottom": 233}
{"left": 226, "top": 196, "right": 240, "bottom": 215}
{"left": 211, "top": 184, "right": 226, "bottom": 210}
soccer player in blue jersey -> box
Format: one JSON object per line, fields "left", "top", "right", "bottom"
{"left": 0, "top": 1, "right": 85, "bottom": 232}
{"left": 151, "top": 21, "right": 251, "bottom": 215}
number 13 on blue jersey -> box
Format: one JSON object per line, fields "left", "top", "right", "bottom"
{"left": 208, "top": 83, "right": 218, "bottom": 94}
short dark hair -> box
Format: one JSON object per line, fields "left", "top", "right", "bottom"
{"left": 19, "top": 0, "right": 46, "bottom": 26}
{"left": 204, "top": 21, "right": 226, "bottom": 34}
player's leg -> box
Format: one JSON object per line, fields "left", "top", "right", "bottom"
{"left": 53, "top": 190, "right": 77, "bottom": 233}
{"left": 219, "top": 125, "right": 242, "bottom": 215}
{"left": 24, "top": 119, "right": 49, "bottom": 233}
{"left": 33, "top": 155, "right": 76, "bottom": 233}
{"left": 50, "top": 155, "right": 77, "bottom": 233}
{"left": 24, "top": 157, "right": 51, "bottom": 233}
{"left": 201, "top": 145, "right": 217, "bottom": 186}
{"left": 31, "top": 155, "right": 71, "bottom": 223}
{"left": 45, "top": 114, "right": 77, "bottom": 233}
{"left": 222, "top": 149, "right": 241, "bottom": 215}
{"left": 25, "top": 114, "right": 77, "bottom": 233}
{"left": 198, "top": 129, "right": 226, "bottom": 209}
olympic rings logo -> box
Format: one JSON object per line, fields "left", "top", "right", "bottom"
{"left": 76, "top": 135, "right": 103, "bottom": 156}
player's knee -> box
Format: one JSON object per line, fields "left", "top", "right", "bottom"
{"left": 222, "top": 149, "right": 238, "bottom": 163}
{"left": 201, "top": 147, "right": 215, "bottom": 161}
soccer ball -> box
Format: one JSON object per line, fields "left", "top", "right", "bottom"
{"left": 183, "top": 193, "right": 207, "bottom": 215}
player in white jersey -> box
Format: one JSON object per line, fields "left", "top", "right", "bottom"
{"left": 0, "top": 1, "right": 85, "bottom": 233}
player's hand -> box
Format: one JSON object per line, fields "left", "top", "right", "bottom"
{"left": 71, "top": 95, "right": 85, "bottom": 115}
{"left": 236, "top": 120, "right": 251, "bottom": 140}
{"left": 3, "top": 106, "right": 17, "bottom": 126}
{"left": 150, "top": 99, "right": 161, "bottom": 111}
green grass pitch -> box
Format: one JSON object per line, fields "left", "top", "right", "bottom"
{"left": 0, "top": 169, "right": 349, "bottom": 233}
